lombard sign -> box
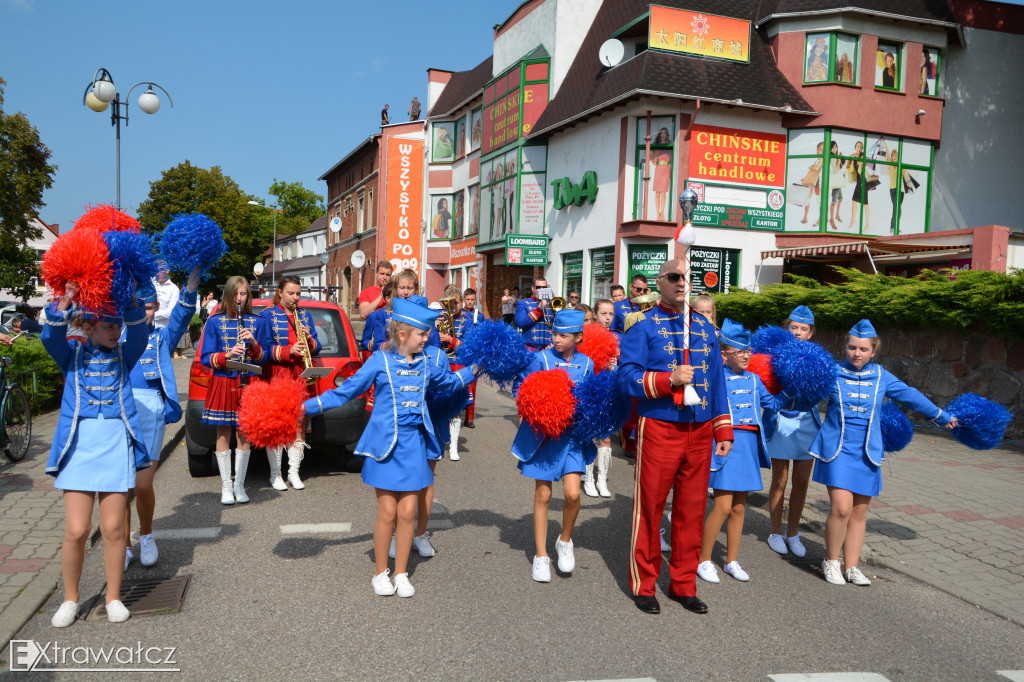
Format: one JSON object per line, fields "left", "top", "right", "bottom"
{"left": 551, "top": 171, "right": 598, "bottom": 210}
{"left": 689, "top": 124, "right": 787, "bottom": 188}
{"left": 384, "top": 137, "right": 423, "bottom": 272}
{"left": 505, "top": 234, "right": 548, "bottom": 266}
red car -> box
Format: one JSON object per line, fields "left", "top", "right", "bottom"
{"left": 185, "top": 298, "right": 367, "bottom": 477}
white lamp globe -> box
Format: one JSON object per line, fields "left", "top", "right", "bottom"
{"left": 85, "top": 91, "right": 109, "bottom": 112}
{"left": 92, "top": 78, "right": 116, "bottom": 103}
{"left": 138, "top": 88, "right": 161, "bottom": 114}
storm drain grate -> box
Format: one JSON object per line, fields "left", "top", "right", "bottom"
{"left": 87, "top": 574, "right": 191, "bottom": 621}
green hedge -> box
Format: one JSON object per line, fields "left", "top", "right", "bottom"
{"left": 188, "top": 314, "right": 204, "bottom": 343}
{"left": 2, "top": 338, "right": 63, "bottom": 415}
{"left": 714, "top": 267, "right": 1024, "bottom": 339}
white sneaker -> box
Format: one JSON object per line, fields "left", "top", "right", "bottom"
{"left": 372, "top": 569, "right": 396, "bottom": 596}
{"left": 785, "top": 533, "right": 807, "bottom": 558}
{"left": 697, "top": 560, "right": 720, "bottom": 583}
{"left": 394, "top": 572, "right": 415, "bottom": 598}
{"left": 845, "top": 566, "right": 872, "bottom": 586}
{"left": 412, "top": 533, "right": 436, "bottom": 557}
{"left": 51, "top": 601, "right": 78, "bottom": 628}
{"left": 767, "top": 534, "right": 788, "bottom": 555}
{"left": 388, "top": 534, "right": 397, "bottom": 559}
{"left": 723, "top": 561, "right": 750, "bottom": 582}
{"left": 822, "top": 559, "right": 845, "bottom": 585}
{"left": 532, "top": 555, "right": 552, "bottom": 582}
{"left": 555, "top": 538, "right": 575, "bottom": 573}
{"left": 660, "top": 528, "right": 672, "bottom": 553}
{"left": 139, "top": 533, "right": 158, "bottom": 567}
{"left": 123, "top": 547, "right": 133, "bottom": 572}
{"left": 106, "top": 599, "right": 130, "bottom": 623}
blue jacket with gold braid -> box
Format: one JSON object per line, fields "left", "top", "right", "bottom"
{"left": 200, "top": 312, "right": 271, "bottom": 377}
{"left": 514, "top": 297, "right": 552, "bottom": 348}
{"left": 260, "top": 304, "right": 321, "bottom": 363}
{"left": 616, "top": 301, "right": 734, "bottom": 442}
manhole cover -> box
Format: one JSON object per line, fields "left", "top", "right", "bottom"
{"left": 87, "top": 574, "right": 191, "bottom": 621}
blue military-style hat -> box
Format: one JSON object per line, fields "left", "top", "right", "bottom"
{"left": 409, "top": 295, "right": 429, "bottom": 307}
{"left": 719, "top": 318, "right": 751, "bottom": 350}
{"left": 138, "top": 281, "right": 158, "bottom": 304}
{"left": 391, "top": 297, "right": 440, "bottom": 332}
{"left": 789, "top": 305, "right": 815, "bottom": 325}
{"left": 552, "top": 309, "right": 584, "bottom": 334}
{"left": 849, "top": 319, "right": 877, "bottom": 338}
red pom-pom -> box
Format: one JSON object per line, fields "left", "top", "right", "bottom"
{"left": 73, "top": 204, "right": 141, "bottom": 233}
{"left": 748, "top": 353, "right": 781, "bottom": 395}
{"left": 516, "top": 369, "right": 577, "bottom": 439}
{"left": 41, "top": 229, "right": 113, "bottom": 313}
{"left": 237, "top": 377, "right": 307, "bottom": 449}
{"left": 578, "top": 323, "right": 620, "bottom": 373}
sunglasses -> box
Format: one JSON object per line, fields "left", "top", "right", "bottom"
{"left": 658, "top": 273, "right": 685, "bottom": 283}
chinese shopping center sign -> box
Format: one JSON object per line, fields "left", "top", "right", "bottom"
{"left": 648, "top": 5, "right": 751, "bottom": 63}
{"left": 689, "top": 125, "right": 787, "bottom": 188}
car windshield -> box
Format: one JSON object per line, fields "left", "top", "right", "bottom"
{"left": 254, "top": 305, "right": 350, "bottom": 358}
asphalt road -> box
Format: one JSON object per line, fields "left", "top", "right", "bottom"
{"left": 9, "top": 385, "right": 1024, "bottom": 681}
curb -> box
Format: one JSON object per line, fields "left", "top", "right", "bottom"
{"left": 0, "top": 420, "right": 186, "bottom": 648}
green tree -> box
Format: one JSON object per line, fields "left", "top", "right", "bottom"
{"left": 0, "top": 77, "right": 57, "bottom": 300}
{"left": 136, "top": 161, "right": 271, "bottom": 283}
{"left": 266, "top": 179, "right": 325, "bottom": 235}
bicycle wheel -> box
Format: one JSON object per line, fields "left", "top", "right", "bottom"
{"left": 3, "top": 386, "right": 31, "bottom": 462}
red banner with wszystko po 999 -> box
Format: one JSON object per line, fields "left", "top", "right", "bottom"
{"left": 384, "top": 137, "right": 423, "bottom": 272}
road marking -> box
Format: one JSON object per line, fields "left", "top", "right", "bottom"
{"left": 997, "top": 672, "right": 1024, "bottom": 682}
{"left": 770, "top": 671, "right": 888, "bottom": 675}
{"left": 568, "top": 679, "right": 657, "bottom": 682}
{"left": 147, "top": 527, "right": 222, "bottom": 540}
{"left": 279, "top": 523, "right": 352, "bottom": 534}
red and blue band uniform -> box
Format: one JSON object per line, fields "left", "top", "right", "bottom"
{"left": 611, "top": 298, "right": 638, "bottom": 335}
{"left": 514, "top": 297, "right": 552, "bottom": 350}
{"left": 200, "top": 312, "right": 270, "bottom": 426}
{"left": 613, "top": 301, "right": 641, "bottom": 453}
{"left": 446, "top": 307, "right": 485, "bottom": 421}
{"left": 260, "top": 304, "right": 322, "bottom": 396}
{"left": 616, "top": 302, "right": 733, "bottom": 599}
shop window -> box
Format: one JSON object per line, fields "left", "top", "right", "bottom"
{"left": 432, "top": 122, "right": 456, "bottom": 163}
{"left": 784, "top": 128, "right": 933, "bottom": 236}
{"left": 456, "top": 116, "right": 467, "bottom": 159}
{"left": 590, "top": 247, "right": 614, "bottom": 301}
{"left": 633, "top": 115, "right": 676, "bottom": 221}
{"left": 919, "top": 46, "right": 941, "bottom": 97}
{"left": 804, "top": 33, "right": 859, "bottom": 85}
{"left": 563, "top": 251, "right": 583, "bottom": 298}
{"left": 357, "top": 193, "right": 364, "bottom": 234}
{"left": 429, "top": 194, "right": 454, "bottom": 240}
{"left": 480, "top": 145, "right": 547, "bottom": 244}
{"left": 875, "top": 41, "right": 903, "bottom": 91}
{"left": 467, "top": 185, "right": 480, "bottom": 235}
{"left": 453, "top": 189, "right": 465, "bottom": 237}
{"left": 469, "top": 109, "right": 482, "bottom": 153}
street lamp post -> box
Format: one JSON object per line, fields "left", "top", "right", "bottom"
{"left": 248, "top": 201, "right": 279, "bottom": 287}
{"left": 83, "top": 68, "right": 173, "bottom": 210}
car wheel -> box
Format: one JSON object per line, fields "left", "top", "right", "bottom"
{"left": 188, "top": 451, "right": 215, "bottom": 477}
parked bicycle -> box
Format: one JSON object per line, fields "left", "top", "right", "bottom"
{"left": 0, "top": 326, "right": 32, "bottom": 462}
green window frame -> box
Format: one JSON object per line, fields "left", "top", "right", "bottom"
{"left": 632, "top": 115, "right": 676, "bottom": 221}
{"left": 875, "top": 40, "right": 903, "bottom": 92}
{"left": 479, "top": 144, "right": 548, "bottom": 246}
{"left": 919, "top": 46, "right": 942, "bottom": 98}
{"left": 803, "top": 32, "right": 860, "bottom": 85}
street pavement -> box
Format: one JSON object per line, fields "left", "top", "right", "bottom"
{"left": 1, "top": 352, "right": 1022, "bottom": 679}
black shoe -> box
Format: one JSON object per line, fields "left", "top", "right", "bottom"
{"left": 668, "top": 593, "right": 708, "bottom": 614}
{"left": 463, "top": 419, "right": 474, "bottom": 428}
{"left": 634, "top": 595, "right": 660, "bottom": 614}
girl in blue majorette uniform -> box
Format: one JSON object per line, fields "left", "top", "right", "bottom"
{"left": 303, "top": 298, "right": 476, "bottom": 599}
{"left": 810, "top": 319, "right": 957, "bottom": 587}
{"left": 43, "top": 283, "right": 150, "bottom": 627}
{"left": 764, "top": 305, "right": 822, "bottom": 559}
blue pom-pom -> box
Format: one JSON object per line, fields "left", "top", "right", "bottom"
{"left": 159, "top": 213, "right": 228, "bottom": 277}
{"left": 102, "top": 230, "right": 158, "bottom": 313}
{"left": 570, "top": 370, "right": 631, "bottom": 442}
{"left": 880, "top": 401, "right": 914, "bottom": 452}
{"left": 946, "top": 393, "right": 1013, "bottom": 450}
{"left": 770, "top": 340, "right": 837, "bottom": 410}
{"left": 751, "top": 325, "right": 795, "bottom": 356}
{"left": 456, "top": 320, "right": 531, "bottom": 390}
{"left": 427, "top": 385, "right": 470, "bottom": 428}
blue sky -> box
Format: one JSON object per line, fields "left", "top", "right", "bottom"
{"left": 0, "top": 0, "right": 522, "bottom": 231}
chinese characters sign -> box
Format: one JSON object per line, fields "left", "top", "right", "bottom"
{"left": 689, "top": 125, "right": 787, "bottom": 188}
{"left": 648, "top": 5, "right": 750, "bottom": 63}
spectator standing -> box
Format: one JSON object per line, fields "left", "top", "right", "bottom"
{"left": 567, "top": 291, "right": 580, "bottom": 309}
{"left": 501, "top": 288, "right": 517, "bottom": 325}
{"left": 201, "top": 292, "right": 219, "bottom": 320}
{"left": 612, "top": 275, "right": 650, "bottom": 334}
{"left": 153, "top": 263, "right": 183, "bottom": 358}
{"left": 357, "top": 261, "right": 395, "bottom": 320}
{"left": 408, "top": 97, "right": 421, "bottom": 121}
{"left": 381, "top": 104, "right": 390, "bottom": 126}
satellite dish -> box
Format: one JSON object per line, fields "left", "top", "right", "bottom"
{"left": 599, "top": 39, "right": 625, "bottom": 67}
{"left": 320, "top": 252, "right": 330, "bottom": 266}
{"left": 330, "top": 217, "right": 342, "bottom": 233}
{"left": 351, "top": 250, "right": 366, "bottom": 269}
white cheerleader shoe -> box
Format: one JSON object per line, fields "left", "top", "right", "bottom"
{"left": 215, "top": 450, "right": 234, "bottom": 505}
{"left": 268, "top": 446, "right": 288, "bottom": 491}
{"left": 287, "top": 442, "right": 306, "bottom": 490}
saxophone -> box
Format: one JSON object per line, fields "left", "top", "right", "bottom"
{"left": 289, "top": 304, "right": 315, "bottom": 384}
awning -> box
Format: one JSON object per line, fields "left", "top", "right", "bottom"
{"left": 760, "top": 242, "right": 871, "bottom": 260}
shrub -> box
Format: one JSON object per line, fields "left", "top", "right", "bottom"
{"left": 2, "top": 338, "right": 63, "bottom": 414}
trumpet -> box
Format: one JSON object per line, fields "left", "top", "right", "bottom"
{"left": 438, "top": 296, "right": 460, "bottom": 339}
{"left": 550, "top": 296, "right": 567, "bottom": 312}
{"left": 631, "top": 292, "right": 660, "bottom": 312}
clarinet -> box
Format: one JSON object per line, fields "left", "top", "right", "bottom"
{"left": 237, "top": 314, "right": 250, "bottom": 388}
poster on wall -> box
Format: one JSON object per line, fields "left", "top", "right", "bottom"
{"left": 519, "top": 172, "right": 546, "bottom": 234}
{"left": 455, "top": 116, "right": 467, "bottom": 159}
{"left": 468, "top": 185, "right": 480, "bottom": 234}
{"left": 628, "top": 244, "right": 668, "bottom": 293}
{"left": 636, "top": 116, "right": 676, "bottom": 222}
{"left": 470, "top": 109, "right": 483, "bottom": 151}
{"left": 429, "top": 194, "right": 453, "bottom": 240}
{"left": 689, "top": 247, "right": 739, "bottom": 294}
{"left": 384, "top": 137, "right": 423, "bottom": 272}
{"left": 453, "top": 190, "right": 466, "bottom": 237}
{"left": 432, "top": 122, "right": 456, "bottom": 163}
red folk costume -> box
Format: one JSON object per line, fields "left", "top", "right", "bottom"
{"left": 200, "top": 312, "right": 271, "bottom": 426}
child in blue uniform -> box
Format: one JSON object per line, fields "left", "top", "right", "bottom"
{"left": 583, "top": 298, "right": 618, "bottom": 499}
{"left": 125, "top": 269, "right": 199, "bottom": 570}
{"left": 44, "top": 283, "right": 150, "bottom": 627}
{"left": 810, "top": 319, "right": 957, "bottom": 586}
{"left": 303, "top": 298, "right": 476, "bottom": 598}
{"left": 512, "top": 309, "right": 595, "bottom": 583}
{"left": 361, "top": 272, "right": 442, "bottom": 352}
{"left": 698, "top": 319, "right": 788, "bottom": 584}
{"left": 765, "top": 305, "right": 822, "bottom": 558}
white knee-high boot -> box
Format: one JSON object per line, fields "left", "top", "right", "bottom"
{"left": 583, "top": 462, "right": 598, "bottom": 497}
{"left": 268, "top": 446, "right": 287, "bottom": 491}
{"left": 233, "top": 449, "right": 250, "bottom": 503}
{"left": 448, "top": 417, "right": 462, "bottom": 461}
{"left": 287, "top": 442, "right": 306, "bottom": 490}
{"left": 596, "top": 446, "right": 612, "bottom": 497}
{"left": 215, "top": 450, "right": 234, "bottom": 505}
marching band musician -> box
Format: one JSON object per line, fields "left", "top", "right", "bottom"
{"left": 361, "top": 270, "right": 442, "bottom": 352}
{"left": 617, "top": 258, "right": 733, "bottom": 616}
{"left": 260, "top": 276, "right": 322, "bottom": 491}
{"left": 200, "top": 275, "right": 271, "bottom": 506}
{"left": 514, "top": 277, "right": 553, "bottom": 351}
{"left": 452, "top": 287, "right": 486, "bottom": 428}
